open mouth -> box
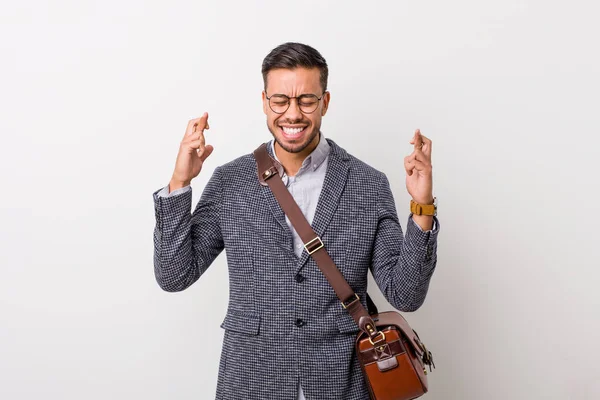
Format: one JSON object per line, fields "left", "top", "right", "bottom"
{"left": 280, "top": 125, "right": 307, "bottom": 140}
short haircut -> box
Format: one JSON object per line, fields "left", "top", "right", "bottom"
{"left": 261, "top": 42, "right": 328, "bottom": 92}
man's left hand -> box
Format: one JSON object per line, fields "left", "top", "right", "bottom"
{"left": 404, "top": 129, "right": 434, "bottom": 204}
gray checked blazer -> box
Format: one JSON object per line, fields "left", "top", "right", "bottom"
{"left": 152, "top": 138, "right": 440, "bottom": 400}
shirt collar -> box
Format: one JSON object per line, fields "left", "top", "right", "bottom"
{"left": 269, "top": 132, "right": 330, "bottom": 172}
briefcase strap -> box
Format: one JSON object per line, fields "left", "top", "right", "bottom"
{"left": 253, "top": 143, "right": 382, "bottom": 341}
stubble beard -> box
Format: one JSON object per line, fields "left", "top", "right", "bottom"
{"left": 267, "top": 122, "right": 321, "bottom": 154}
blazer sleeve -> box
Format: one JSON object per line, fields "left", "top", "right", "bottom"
{"left": 152, "top": 167, "right": 225, "bottom": 292}
{"left": 369, "top": 173, "right": 440, "bottom": 312}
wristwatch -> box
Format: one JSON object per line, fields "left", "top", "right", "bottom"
{"left": 410, "top": 197, "right": 437, "bottom": 216}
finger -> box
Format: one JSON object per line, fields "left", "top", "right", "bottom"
{"left": 185, "top": 117, "right": 203, "bottom": 137}
{"left": 197, "top": 128, "right": 206, "bottom": 149}
{"left": 419, "top": 133, "right": 431, "bottom": 147}
{"left": 406, "top": 149, "right": 429, "bottom": 164}
{"left": 188, "top": 139, "right": 205, "bottom": 150}
{"left": 187, "top": 129, "right": 206, "bottom": 146}
{"left": 197, "top": 144, "right": 214, "bottom": 161}
{"left": 404, "top": 156, "right": 414, "bottom": 176}
{"left": 419, "top": 133, "right": 432, "bottom": 156}
{"left": 185, "top": 112, "right": 209, "bottom": 136}
{"left": 188, "top": 140, "right": 212, "bottom": 161}
{"left": 193, "top": 113, "right": 209, "bottom": 133}
{"left": 405, "top": 159, "right": 429, "bottom": 176}
{"left": 412, "top": 159, "right": 429, "bottom": 171}
{"left": 192, "top": 113, "right": 209, "bottom": 135}
{"left": 404, "top": 154, "right": 426, "bottom": 173}
{"left": 413, "top": 129, "right": 423, "bottom": 152}
{"left": 415, "top": 148, "right": 427, "bottom": 162}
{"left": 409, "top": 129, "right": 430, "bottom": 152}
{"left": 405, "top": 158, "right": 420, "bottom": 176}
{"left": 185, "top": 115, "right": 204, "bottom": 136}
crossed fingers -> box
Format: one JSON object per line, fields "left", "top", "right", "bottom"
{"left": 183, "top": 112, "right": 211, "bottom": 157}
{"left": 404, "top": 129, "right": 433, "bottom": 176}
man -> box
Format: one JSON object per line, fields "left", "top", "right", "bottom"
{"left": 152, "top": 42, "right": 439, "bottom": 400}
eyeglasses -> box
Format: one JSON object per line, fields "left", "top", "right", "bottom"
{"left": 265, "top": 91, "right": 326, "bottom": 114}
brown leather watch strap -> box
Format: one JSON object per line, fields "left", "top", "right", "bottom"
{"left": 410, "top": 199, "right": 436, "bottom": 216}
{"left": 254, "top": 143, "right": 378, "bottom": 338}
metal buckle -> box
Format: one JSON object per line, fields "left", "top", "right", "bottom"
{"left": 341, "top": 293, "right": 360, "bottom": 309}
{"left": 304, "top": 236, "right": 324, "bottom": 255}
{"left": 369, "top": 331, "right": 385, "bottom": 346}
{"left": 368, "top": 331, "right": 386, "bottom": 346}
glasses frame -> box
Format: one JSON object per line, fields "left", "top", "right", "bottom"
{"left": 265, "top": 91, "right": 327, "bottom": 114}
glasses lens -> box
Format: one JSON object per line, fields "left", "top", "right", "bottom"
{"left": 298, "top": 95, "right": 319, "bottom": 113}
{"left": 269, "top": 95, "right": 289, "bottom": 113}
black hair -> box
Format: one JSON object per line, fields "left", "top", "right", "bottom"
{"left": 261, "top": 42, "right": 328, "bottom": 92}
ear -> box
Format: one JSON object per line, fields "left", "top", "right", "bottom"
{"left": 321, "top": 91, "right": 331, "bottom": 116}
{"left": 262, "top": 90, "right": 268, "bottom": 115}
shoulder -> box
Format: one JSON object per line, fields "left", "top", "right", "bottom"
{"left": 327, "top": 138, "right": 385, "bottom": 181}
{"left": 219, "top": 154, "right": 255, "bottom": 175}
{"left": 214, "top": 143, "right": 267, "bottom": 181}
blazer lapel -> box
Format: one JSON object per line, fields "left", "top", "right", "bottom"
{"left": 294, "top": 140, "right": 350, "bottom": 274}
{"left": 255, "top": 143, "right": 295, "bottom": 256}
{"left": 259, "top": 184, "right": 295, "bottom": 246}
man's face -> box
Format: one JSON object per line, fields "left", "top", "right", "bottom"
{"left": 262, "top": 67, "right": 330, "bottom": 154}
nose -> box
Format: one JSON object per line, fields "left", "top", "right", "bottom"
{"left": 283, "top": 98, "right": 303, "bottom": 121}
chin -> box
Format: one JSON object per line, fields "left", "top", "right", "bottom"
{"left": 272, "top": 124, "right": 319, "bottom": 154}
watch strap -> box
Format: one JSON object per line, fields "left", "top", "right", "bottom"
{"left": 410, "top": 198, "right": 437, "bottom": 216}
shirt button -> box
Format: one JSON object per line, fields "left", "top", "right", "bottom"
{"left": 295, "top": 273, "right": 305, "bottom": 283}
{"left": 295, "top": 318, "right": 306, "bottom": 328}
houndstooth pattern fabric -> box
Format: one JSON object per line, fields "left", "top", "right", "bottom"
{"left": 152, "top": 138, "right": 440, "bottom": 400}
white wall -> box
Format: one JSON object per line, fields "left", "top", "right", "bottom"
{"left": 1, "top": 1, "right": 598, "bottom": 399}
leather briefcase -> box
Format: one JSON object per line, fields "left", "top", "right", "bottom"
{"left": 254, "top": 143, "right": 435, "bottom": 400}
{"left": 356, "top": 310, "right": 434, "bottom": 399}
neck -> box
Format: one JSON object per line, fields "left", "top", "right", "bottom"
{"left": 274, "top": 133, "right": 321, "bottom": 176}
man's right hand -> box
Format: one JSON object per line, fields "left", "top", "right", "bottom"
{"left": 169, "top": 112, "right": 214, "bottom": 191}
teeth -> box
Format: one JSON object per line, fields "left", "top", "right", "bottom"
{"left": 282, "top": 127, "right": 304, "bottom": 135}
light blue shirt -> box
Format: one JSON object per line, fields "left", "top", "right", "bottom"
{"left": 270, "top": 134, "right": 330, "bottom": 258}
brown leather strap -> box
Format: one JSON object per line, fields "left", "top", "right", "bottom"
{"left": 254, "top": 143, "right": 379, "bottom": 339}
{"left": 410, "top": 199, "right": 436, "bottom": 216}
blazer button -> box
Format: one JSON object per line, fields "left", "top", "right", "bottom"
{"left": 295, "top": 318, "right": 306, "bottom": 328}
{"left": 295, "top": 273, "right": 305, "bottom": 283}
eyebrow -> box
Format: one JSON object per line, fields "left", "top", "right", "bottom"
{"left": 269, "top": 92, "right": 319, "bottom": 97}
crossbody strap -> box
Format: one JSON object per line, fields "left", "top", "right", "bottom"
{"left": 253, "top": 143, "right": 382, "bottom": 341}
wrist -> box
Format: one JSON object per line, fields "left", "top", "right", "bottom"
{"left": 411, "top": 214, "right": 434, "bottom": 231}
{"left": 412, "top": 197, "right": 434, "bottom": 205}
{"left": 169, "top": 179, "right": 190, "bottom": 192}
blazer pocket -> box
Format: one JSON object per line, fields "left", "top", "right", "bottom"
{"left": 336, "top": 312, "right": 361, "bottom": 334}
{"left": 220, "top": 310, "right": 261, "bottom": 336}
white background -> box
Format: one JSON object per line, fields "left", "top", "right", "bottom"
{"left": 1, "top": 1, "right": 599, "bottom": 399}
